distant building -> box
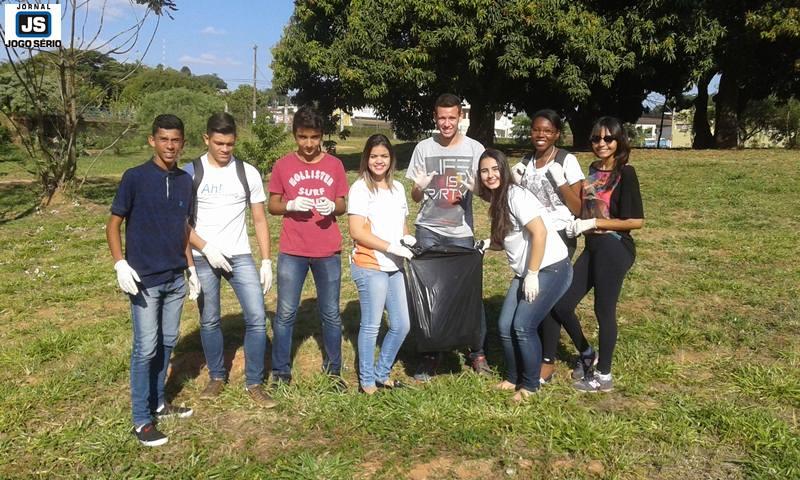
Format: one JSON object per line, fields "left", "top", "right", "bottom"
{"left": 633, "top": 113, "right": 673, "bottom": 148}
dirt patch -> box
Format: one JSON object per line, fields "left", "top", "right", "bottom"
{"left": 407, "top": 456, "right": 496, "bottom": 480}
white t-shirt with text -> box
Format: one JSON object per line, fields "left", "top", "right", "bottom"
{"left": 184, "top": 154, "right": 267, "bottom": 257}
{"left": 405, "top": 135, "right": 484, "bottom": 238}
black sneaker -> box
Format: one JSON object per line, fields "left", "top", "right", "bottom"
{"left": 133, "top": 422, "right": 168, "bottom": 447}
{"left": 413, "top": 354, "right": 439, "bottom": 383}
{"left": 154, "top": 403, "right": 193, "bottom": 420}
{"left": 572, "top": 350, "right": 598, "bottom": 380}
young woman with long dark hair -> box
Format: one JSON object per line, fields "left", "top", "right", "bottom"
{"left": 476, "top": 148, "right": 572, "bottom": 401}
{"left": 511, "top": 109, "right": 583, "bottom": 383}
{"left": 348, "top": 134, "right": 416, "bottom": 394}
{"left": 552, "top": 116, "right": 644, "bottom": 392}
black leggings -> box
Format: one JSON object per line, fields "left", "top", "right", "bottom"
{"left": 551, "top": 234, "right": 634, "bottom": 374}
{"left": 539, "top": 229, "right": 576, "bottom": 364}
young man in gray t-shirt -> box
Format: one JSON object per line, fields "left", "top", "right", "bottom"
{"left": 405, "top": 93, "right": 488, "bottom": 381}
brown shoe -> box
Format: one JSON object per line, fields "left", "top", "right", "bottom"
{"left": 200, "top": 378, "right": 225, "bottom": 399}
{"left": 246, "top": 384, "right": 277, "bottom": 408}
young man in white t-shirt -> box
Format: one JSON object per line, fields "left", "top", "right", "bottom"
{"left": 185, "top": 113, "right": 275, "bottom": 407}
{"left": 404, "top": 93, "right": 488, "bottom": 381}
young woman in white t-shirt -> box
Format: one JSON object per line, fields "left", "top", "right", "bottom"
{"left": 476, "top": 148, "right": 573, "bottom": 401}
{"left": 348, "top": 134, "right": 417, "bottom": 394}
{"left": 511, "top": 109, "right": 584, "bottom": 383}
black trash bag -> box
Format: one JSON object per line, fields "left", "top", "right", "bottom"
{"left": 405, "top": 245, "right": 483, "bottom": 352}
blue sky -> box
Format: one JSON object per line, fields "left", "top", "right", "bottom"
{"left": 60, "top": 0, "right": 295, "bottom": 90}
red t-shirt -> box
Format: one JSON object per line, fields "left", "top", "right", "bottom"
{"left": 268, "top": 152, "right": 349, "bottom": 257}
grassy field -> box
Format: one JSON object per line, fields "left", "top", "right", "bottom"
{"left": 0, "top": 142, "right": 798, "bottom": 479}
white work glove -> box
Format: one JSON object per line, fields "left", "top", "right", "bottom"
{"left": 286, "top": 196, "right": 315, "bottom": 212}
{"left": 459, "top": 171, "right": 475, "bottom": 192}
{"left": 512, "top": 163, "right": 526, "bottom": 184}
{"left": 260, "top": 259, "right": 273, "bottom": 295}
{"left": 523, "top": 269, "right": 539, "bottom": 303}
{"left": 547, "top": 162, "right": 567, "bottom": 187}
{"left": 386, "top": 242, "right": 414, "bottom": 260}
{"left": 114, "top": 259, "right": 140, "bottom": 295}
{"left": 474, "top": 238, "right": 491, "bottom": 255}
{"left": 566, "top": 218, "right": 597, "bottom": 238}
{"left": 400, "top": 234, "right": 417, "bottom": 247}
{"left": 187, "top": 266, "right": 201, "bottom": 300}
{"left": 201, "top": 243, "right": 232, "bottom": 272}
{"left": 413, "top": 168, "right": 437, "bottom": 190}
{"left": 315, "top": 197, "right": 335, "bottom": 216}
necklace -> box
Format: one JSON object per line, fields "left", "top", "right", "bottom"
{"left": 534, "top": 146, "right": 556, "bottom": 168}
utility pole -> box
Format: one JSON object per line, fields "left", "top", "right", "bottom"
{"left": 252, "top": 44, "right": 257, "bottom": 124}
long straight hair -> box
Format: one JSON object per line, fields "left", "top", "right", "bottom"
{"left": 591, "top": 116, "right": 630, "bottom": 172}
{"left": 359, "top": 134, "right": 396, "bottom": 193}
{"left": 476, "top": 148, "right": 515, "bottom": 248}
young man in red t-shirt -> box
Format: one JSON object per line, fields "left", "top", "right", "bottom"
{"left": 267, "top": 106, "right": 348, "bottom": 388}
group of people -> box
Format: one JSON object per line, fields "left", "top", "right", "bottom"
{"left": 107, "top": 94, "right": 643, "bottom": 447}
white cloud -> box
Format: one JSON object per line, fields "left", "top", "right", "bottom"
{"left": 200, "top": 26, "right": 226, "bottom": 35}
{"left": 178, "top": 53, "right": 241, "bottom": 67}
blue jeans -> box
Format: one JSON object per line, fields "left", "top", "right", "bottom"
{"left": 271, "top": 253, "right": 343, "bottom": 381}
{"left": 129, "top": 272, "right": 186, "bottom": 426}
{"left": 415, "top": 226, "right": 486, "bottom": 357}
{"left": 351, "top": 263, "right": 411, "bottom": 388}
{"left": 195, "top": 254, "right": 268, "bottom": 386}
{"left": 498, "top": 258, "right": 572, "bottom": 391}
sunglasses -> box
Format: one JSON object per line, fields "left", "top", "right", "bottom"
{"left": 590, "top": 135, "right": 616, "bottom": 144}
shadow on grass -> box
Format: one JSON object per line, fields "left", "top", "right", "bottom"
{"left": 78, "top": 177, "right": 120, "bottom": 206}
{"left": 0, "top": 182, "right": 39, "bottom": 224}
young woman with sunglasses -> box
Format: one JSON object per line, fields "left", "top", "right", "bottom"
{"left": 511, "top": 109, "right": 584, "bottom": 384}
{"left": 477, "top": 148, "right": 572, "bottom": 401}
{"left": 552, "top": 116, "right": 644, "bottom": 392}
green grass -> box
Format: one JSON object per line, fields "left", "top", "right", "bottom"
{"left": 0, "top": 145, "right": 798, "bottom": 478}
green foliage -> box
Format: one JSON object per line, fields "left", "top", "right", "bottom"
{"left": 135, "top": 88, "right": 224, "bottom": 146}
{"left": 120, "top": 67, "right": 219, "bottom": 104}
{"left": 511, "top": 114, "right": 531, "bottom": 143}
{"left": 272, "top": 0, "right": 719, "bottom": 145}
{"left": 236, "top": 116, "right": 292, "bottom": 173}
{"left": 223, "top": 85, "right": 285, "bottom": 128}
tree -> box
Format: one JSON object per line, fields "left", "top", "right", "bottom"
{"left": 0, "top": 0, "right": 177, "bottom": 204}
{"left": 135, "top": 88, "right": 224, "bottom": 147}
{"left": 236, "top": 116, "right": 292, "bottom": 174}
{"left": 511, "top": 114, "right": 531, "bottom": 144}
{"left": 120, "top": 66, "right": 217, "bottom": 104}
{"left": 272, "top": 1, "right": 710, "bottom": 147}
{"left": 686, "top": 0, "right": 800, "bottom": 148}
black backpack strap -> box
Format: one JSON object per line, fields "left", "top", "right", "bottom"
{"left": 544, "top": 148, "right": 570, "bottom": 201}
{"left": 554, "top": 147, "right": 568, "bottom": 166}
{"left": 190, "top": 157, "right": 204, "bottom": 227}
{"left": 234, "top": 158, "right": 251, "bottom": 208}
{"left": 521, "top": 152, "right": 534, "bottom": 167}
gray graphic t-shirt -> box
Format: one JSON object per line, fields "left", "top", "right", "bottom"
{"left": 405, "top": 136, "right": 484, "bottom": 237}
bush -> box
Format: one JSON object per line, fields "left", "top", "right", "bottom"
{"left": 236, "top": 116, "right": 292, "bottom": 174}
{"left": 135, "top": 87, "right": 225, "bottom": 147}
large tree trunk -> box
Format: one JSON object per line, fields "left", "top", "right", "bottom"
{"left": 465, "top": 100, "right": 495, "bottom": 147}
{"left": 714, "top": 71, "right": 740, "bottom": 148}
{"left": 692, "top": 72, "right": 715, "bottom": 149}
{"left": 566, "top": 106, "right": 595, "bottom": 150}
